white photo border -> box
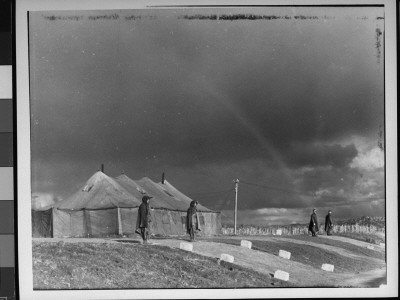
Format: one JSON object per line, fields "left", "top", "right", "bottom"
{"left": 16, "top": 0, "right": 398, "bottom": 299}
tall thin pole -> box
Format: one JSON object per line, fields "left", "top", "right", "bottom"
{"left": 233, "top": 179, "right": 239, "bottom": 235}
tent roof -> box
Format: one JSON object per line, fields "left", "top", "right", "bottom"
{"left": 158, "top": 180, "right": 212, "bottom": 212}
{"left": 40, "top": 171, "right": 217, "bottom": 212}
{"left": 116, "top": 175, "right": 213, "bottom": 212}
{"left": 114, "top": 175, "right": 177, "bottom": 210}
{"left": 50, "top": 171, "right": 141, "bottom": 210}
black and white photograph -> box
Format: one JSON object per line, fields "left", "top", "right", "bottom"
{"left": 16, "top": 0, "right": 397, "bottom": 299}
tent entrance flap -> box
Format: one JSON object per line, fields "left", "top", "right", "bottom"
{"left": 32, "top": 208, "right": 52, "bottom": 238}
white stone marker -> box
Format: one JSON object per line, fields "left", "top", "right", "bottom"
{"left": 379, "top": 243, "right": 385, "bottom": 248}
{"left": 240, "top": 240, "right": 252, "bottom": 249}
{"left": 276, "top": 229, "right": 282, "bottom": 235}
{"left": 220, "top": 253, "right": 234, "bottom": 263}
{"left": 179, "top": 242, "right": 193, "bottom": 252}
{"left": 278, "top": 250, "right": 291, "bottom": 260}
{"left": 367, "top": 245, "right": 374, "bottom": 250}
{"left": 321, "top": 264, "right": 334, "bottom": 272}
{"left": 274, "top": 270, "right": 289, "bottom": 281}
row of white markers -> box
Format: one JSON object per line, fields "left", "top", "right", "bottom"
{"left": 179, "top": 240, "right": 386, "bottom": 282}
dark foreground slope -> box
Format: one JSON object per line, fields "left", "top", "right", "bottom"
{"left": 32, "top": 239, "right": 291, "bottom": 289}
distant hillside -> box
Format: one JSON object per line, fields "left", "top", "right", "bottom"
{"left": 335, "top": 216, "right": 385, "bottom": 229}
{"left": 223, "top": 216, "right": 386, "bottom": 229}
{"left": 221, "top": 216, "right": 385, "bottom": 237}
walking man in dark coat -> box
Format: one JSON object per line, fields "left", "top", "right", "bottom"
{"left": 308, "top": 208, "right": 319, "bottom": 237}
{"left": 186, "top": 200, "right": 201, "bottom": 242}
{"left": 325, "top": 210, "right": 333, "bottom": 235}
{"left": 137, "top": 195, "right": 152, "bottom": 244}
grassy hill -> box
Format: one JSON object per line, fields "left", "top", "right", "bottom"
{"left": 32, "top": 239, "right": 292, "bottom": 289}
{"left": 32, "top": 232, "right": 386, "bottom": 289}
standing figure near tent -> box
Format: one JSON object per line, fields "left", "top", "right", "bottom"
{"left": 186, "top": 200, "right": 201, "bottom": 242}
{"left": 308, "top": 208, "right": 319, "bottom": 237}
{"left": 137, "top": 195, "right": 152, "bottom": 244}
{"left": 325, "top": 210, "right": 334, "bottom": 236}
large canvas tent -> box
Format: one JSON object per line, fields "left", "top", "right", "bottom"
{"left": 32, "top": 171, "right": 221, "bottom": 238}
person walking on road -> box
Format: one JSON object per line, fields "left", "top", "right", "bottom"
{"left": 325, "top": 210, "right": 334, "bottom": 236}
{"left": 137, "top": 195, "right": 152, "bottom": 244}
{"left": 308, "top": 208, "right": 319, "bottom": 237}
{"left": 187, "top": 200, "right": 201, "bottom": 242}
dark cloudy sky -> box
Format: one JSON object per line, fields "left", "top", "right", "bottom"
{"left": 29, "top": 7, "right": 385, "bottom": 225}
